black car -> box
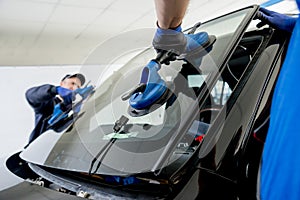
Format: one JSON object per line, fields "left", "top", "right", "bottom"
{"left": 0, "top": 5, "right": 292, "bottom": 200}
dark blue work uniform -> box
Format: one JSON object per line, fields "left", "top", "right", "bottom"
{"left": 25, "top": 84, "right": 58, "bottom": 144}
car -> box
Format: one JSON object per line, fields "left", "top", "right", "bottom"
{"left": 0, "top": 5, "right": 292, "bottom": 200}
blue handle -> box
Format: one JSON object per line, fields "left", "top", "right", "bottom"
{"left": 129, "top": 60, "right": 167, "bottom": 109}
{"left": 74, "top": 85, "right": 94, "bottom": 100}
{"left": 48, "top": 104, "right": 68, "bottom": 126}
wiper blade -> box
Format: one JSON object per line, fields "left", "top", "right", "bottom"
{"left": 88, "top": 115, "right": 129, "bottom": 175}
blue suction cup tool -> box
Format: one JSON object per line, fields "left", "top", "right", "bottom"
{"left": 127, "top": 81, "right": 174, "bottom": 117}
{"left": 121, "top": 59, "right": 174, "bottom": 117}
{"left": 129, "top": 60, "right": 167, "bottom": 110}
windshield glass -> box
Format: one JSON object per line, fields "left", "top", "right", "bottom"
{"left": 22, "top": 7, "right": 255, "bottom": 177}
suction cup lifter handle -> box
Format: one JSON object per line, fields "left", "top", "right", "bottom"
{"left": 121, "top": 83, "right": 146, "bottom": 101}
{"left": 154, "top": 50, "right": 177, "bottom": 65}
{"left": 188, "top": 22, "right": 202, "bottom": 34}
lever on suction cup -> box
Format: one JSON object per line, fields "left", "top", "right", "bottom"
{"left": 155, "top": 50, "right": 177, "bottom": 65}
{"left": 121, "top": 83, "right": 146, "bottom": 101}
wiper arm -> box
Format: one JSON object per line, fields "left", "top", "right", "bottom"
{"left": 88, "top": 137, "right": 117, "bottom": 175}
{"left": 113, "top": 115, "right": 129, "bottom": 133}
{"left": 88, "top": 115, "right": 129, "bottom": 175}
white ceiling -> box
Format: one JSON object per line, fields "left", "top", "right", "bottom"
{"left": 0, "top": 0, "right": 296, "bottom": 66}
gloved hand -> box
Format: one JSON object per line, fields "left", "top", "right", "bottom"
{"left": 152, "top": 25, "right": 210, "bottom": 67}
{"left": 152, "top": 25, "right": 185, "bottom": 55}
{"left": 56, "top": 86, "right": 74, "bottom": 104}
{"left": 255, "top": 7, "right": 297, "bottom": 33}
{"left": 152, "top": 25, "right": 210, "bottom": 57}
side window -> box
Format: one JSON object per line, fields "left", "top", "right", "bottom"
{"left": 199, "top": 29, "right": 266, "bottom": 126}
{"left": 213, "top": 34, "right": 264, "bottom": 106}
{"left": 252, "top": 55, "right": 282, "bottom": 143}
{"left": 211, "top": 80, "right": 232, "bottom": 106}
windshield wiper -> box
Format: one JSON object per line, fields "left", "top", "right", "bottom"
{"left": 113, "top": 115, "right": 129, "bottom": 133}
{"left": 88, "top": 115, "right": 129, "bottom": 175}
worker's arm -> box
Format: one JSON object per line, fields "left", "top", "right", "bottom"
{"left": 25, "top": 84, "right": 57, "bottom": 110}
{"left": 154, "top": 0, "right": 189, "bottom": 29}
{"left": 152, "top": 0, "right": 190, "bottom": 54}
{"left": 256, "top": 7, "right": 297, "bottom": 33}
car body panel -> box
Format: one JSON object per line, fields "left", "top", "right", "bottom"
{"left": 0, "top": 181, "right": 83, "bottom": 200}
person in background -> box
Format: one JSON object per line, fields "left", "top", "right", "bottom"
{"left": 25, "top": 73, "right": 85, "bottom": 145}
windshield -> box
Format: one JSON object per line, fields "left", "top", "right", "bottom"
{"left": 22, "top": 7, "right": 256, "bottom": 177}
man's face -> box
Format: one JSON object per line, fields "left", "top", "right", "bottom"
{"left": 60, "top": 77, "right": 82, "bottom": 90}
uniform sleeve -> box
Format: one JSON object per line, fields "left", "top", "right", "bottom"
{"left": 25, "top": 84, "right": 57, "bottom": 109}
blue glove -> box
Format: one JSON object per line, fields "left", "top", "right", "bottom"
{"left": 152, "top": 25, "right": 210, "bottom": 67}
{"left": 152, "top": 25, "right": 210, "bottom": 56}
{"left": 256, "top": 7, "right": 297, "bottom": 33}
{"left": 56, "top": 86, "right": 74, "bottom": 104}
{"left": 152, "top": 26, "right": 186, "bottom": 55}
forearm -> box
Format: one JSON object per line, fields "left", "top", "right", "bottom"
{"left": 154, "top": 0, "right": 190, "bottom": 29}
